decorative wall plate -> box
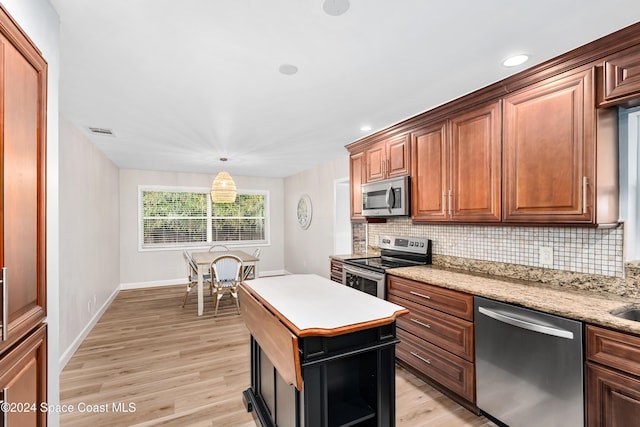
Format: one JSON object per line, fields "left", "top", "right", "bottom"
{"left": 297, "top": 194, "right": 312, "bottom": 229}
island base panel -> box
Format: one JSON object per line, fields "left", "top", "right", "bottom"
{"left": 244, "top": 326, "right": 398, "bottom": 427}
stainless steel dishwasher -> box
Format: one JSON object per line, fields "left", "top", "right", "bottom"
{"left": 474, "top": 296, "right": 584, "bottom": 427}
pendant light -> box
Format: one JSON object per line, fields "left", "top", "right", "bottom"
{"left": 210, "top": 158, "right": 237, "bottom": 203}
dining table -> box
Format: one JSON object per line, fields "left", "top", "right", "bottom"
{"left": 190, "top": 249, "right": 260, "bottom": 316}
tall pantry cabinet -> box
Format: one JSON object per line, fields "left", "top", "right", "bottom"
{"left": 0, "top": 6, "right": 48, "bottom": 426}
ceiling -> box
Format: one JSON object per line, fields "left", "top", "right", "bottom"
{"left": 51, "top": 0, "right": 640, "bottom": 178}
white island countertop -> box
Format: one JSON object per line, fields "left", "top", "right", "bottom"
{"left": 240, "top": 274, "right": 408, "bottom": 337}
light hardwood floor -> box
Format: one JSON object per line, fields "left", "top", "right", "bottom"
{"left": 60, "top": 285, "right": 496, "bottom": 426}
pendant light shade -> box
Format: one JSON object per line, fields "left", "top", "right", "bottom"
{"left": 211, "top": 171, "right": 237, "bottom": 203}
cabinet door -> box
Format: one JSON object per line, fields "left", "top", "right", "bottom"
{"left": 365, "top": 142, "right": 386, "bottom": 182}
{"left": 503, "top": 68, "right": 595, "bottom": 223}
{"left": 386, "top": 134, "right": 410, "bottom": 177}
{"left": 586, "top": 362, "right": 640, "bottom": 427}
{"left": 600, "top": 45, "right": 640, "bottom": 107}
{"left": 350, "top": 152, "right": 365, "bottom": 220}
{"left": 411, "top": 122, "right": 449, "bottom": 221}
{"left": 450, "top": 101, "right": 501, "bottom": 222}
{"left": 0, "top": 324, "right": 47, "bottom": 427}
{"left": 0, "top": 26, "right": 47, "bottom": 353}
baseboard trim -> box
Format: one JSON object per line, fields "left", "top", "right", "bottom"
{"left": 59, "top": 269, "right": 291, "bottom": 368}
{"left": 59, "top": 286, "right": 120, "bottom": 370}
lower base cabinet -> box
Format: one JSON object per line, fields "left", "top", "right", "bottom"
{"left": 586, "top": 325, "right": 640, "bottom": 426}
{"left": 0, "top": 324, "right": 47, "bottom": 427}
{"left": 387, "top": 275, "right": 476, "bottom": 408}
{"left": 244, "top": 325, "right": 398, "bottom": 427}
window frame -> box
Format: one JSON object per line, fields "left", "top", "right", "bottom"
{"left": 138, "top": 185, "right": 270, "bottom": 251}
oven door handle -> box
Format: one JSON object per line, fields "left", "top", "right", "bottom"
{"left": 343, "top": 264, "right": 385, "bottom": 282}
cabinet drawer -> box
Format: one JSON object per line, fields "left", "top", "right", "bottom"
{"left": 387, "top": 275, "right": 473, "bottom": 321}
{"left": 390, "top": 294, "right": 474, "bottom": 361}
{"left": 586, "top": 325, "right": 640, "bottom": 377}
{"left": 396, "top": 328, "right": 475, "bottom": 403}
{"left": 330, "top": 260, "right": 343, "bottom": 283}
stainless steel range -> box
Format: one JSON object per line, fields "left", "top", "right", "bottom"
{"left": 343, "top": 236, "right": 432, "bottom": 299}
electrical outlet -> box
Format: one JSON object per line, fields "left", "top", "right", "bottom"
{"left": 539, "top": 246, "right": 553, "bottom": 266}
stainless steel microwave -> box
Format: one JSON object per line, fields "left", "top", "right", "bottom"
{"left": 361, "top": 176, "right": 410, "bottom": 217}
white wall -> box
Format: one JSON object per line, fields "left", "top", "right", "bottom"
{"left": 58, "top": 116, "right": 120, "bottom": 364}
{"left": 119, "top": 169, "right": 286, "bottom": 286}
{"left": 284, "top": 156, "right": 349, "bottom": 277}
{"left": 1, "top": 0, "right": 61, "bottom": 424}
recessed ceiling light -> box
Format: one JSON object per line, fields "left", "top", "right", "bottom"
{"left": 503, "top": 54, "right": 529, "bottom": 67}
{"left": 279, "top": 64, "right": 299, "bottom": 75}
{"left": 360, "top": 125, "right": 372, "bottom": 132}
{"left": 322, "top": 0, "right": 350, "bottom": 16}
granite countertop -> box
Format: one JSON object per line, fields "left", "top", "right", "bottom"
{"left": 387, "top": 266, "right": 640, "bottom": 336}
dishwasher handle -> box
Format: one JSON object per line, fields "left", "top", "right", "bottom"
{"left": 478, "top": 306, "right": 574, "bottom": 340}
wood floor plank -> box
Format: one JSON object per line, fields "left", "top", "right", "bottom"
{"left": 60, "top": 285, "right": 495, "bottom": 426}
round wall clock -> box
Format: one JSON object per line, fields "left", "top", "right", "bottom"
{"left": 297, "top": 194, "right": 313, "bottom": 229}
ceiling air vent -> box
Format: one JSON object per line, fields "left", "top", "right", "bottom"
{"left": 88, "top": 126, "right": 116, "bottom": 137}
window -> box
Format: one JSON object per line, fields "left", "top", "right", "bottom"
{"left": 139, "top": 186, "right": 268, "bottom": 250}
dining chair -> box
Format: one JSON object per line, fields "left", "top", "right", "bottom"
{"left": 210, "top": 254, "right": 244, "bottom": 316}
{"left": 182, "top": 250, "right": 212, "bottom": 307}
{"left": 208, "top": 244, "right": 229, "bottom": 252}
{"left": 242, "top": 248, "right": 260, "bottom": 280}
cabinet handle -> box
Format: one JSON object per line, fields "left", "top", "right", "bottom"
{"left": 582, "top": 176, "right": 588, "bottom": 214}
{"left": 1, "top": 267, "right": 6, "bottom": 341}
{"left": 409, "top": 290, "right": 431, "bottom": 300}
{"left": 410, "top": 351, "right": 431, "bottom": 365}
{"left": 410, "top": 318, "right": 431, "bottom": 329}
{"left": 448, "top": 190, "right": 452, "bottom": 216}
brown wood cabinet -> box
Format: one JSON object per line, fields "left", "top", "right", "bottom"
{"left": 364, "top": 134, "right": 410, "bottom": 182}
{"left": 349, "top": 151, "right": 366, "bottom": 220}
{"left": 411, "top": 102, "right": 501, "bottom": 223}
{"left": 600, "top": 44, "right": 640, "bottom": 108}
{"left": 387, "top": 275, "right": 476, "bottom": 406}
{"left": 329, "top": 259, "right": 343, "bottom": 283}
{"left": 503, "top": 67, "right": 603, "bottom": 224}
{"left": 586, "top": 325, "right": 640, "bottom": 426}
{"left": 346, "top": 22, "right": 640, "bottom": 226}
{"left": 0, "top": 324, "right": 47, "bottom": 427}
{"left": 0, "top": 6, "right": 48, "bottom": 425}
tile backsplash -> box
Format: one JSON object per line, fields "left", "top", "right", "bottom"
{"left": 363, "top": 218, "right": 624, "bottom": 278}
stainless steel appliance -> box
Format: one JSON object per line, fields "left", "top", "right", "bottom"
{"left": 343, "top": 235, "right": 431, "bottom": 298}
{"left": 361, "top": 176, "right": 410, "bottom": 217}
{"left": 475, "top": 296, "right": 584, "bottom": 427}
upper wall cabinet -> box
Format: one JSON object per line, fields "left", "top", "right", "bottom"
{"left": 411, "top": 101, "right": 501, "bottom": 223}
{"left": 365, "top": 134, "right": 410, "bottom": 182}
{"left": 599, "top": 44, "right": 640, "bottom": 108}
{"left": 503, "top": 67, "right": 617, "bottom": 225}
{"left": 350, "top": 151, "right": 366, "bottom": 220}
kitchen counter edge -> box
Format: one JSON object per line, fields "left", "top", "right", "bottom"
{"left": 387, "top": 266, "right": 640, "bottom": 336}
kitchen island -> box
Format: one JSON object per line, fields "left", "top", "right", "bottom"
{"left": 239, "top": 274, "right": 408, "bottom": 427}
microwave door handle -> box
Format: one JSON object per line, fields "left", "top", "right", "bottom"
{"left": 385, "top": 185, "right": 394, "bottom": 212}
